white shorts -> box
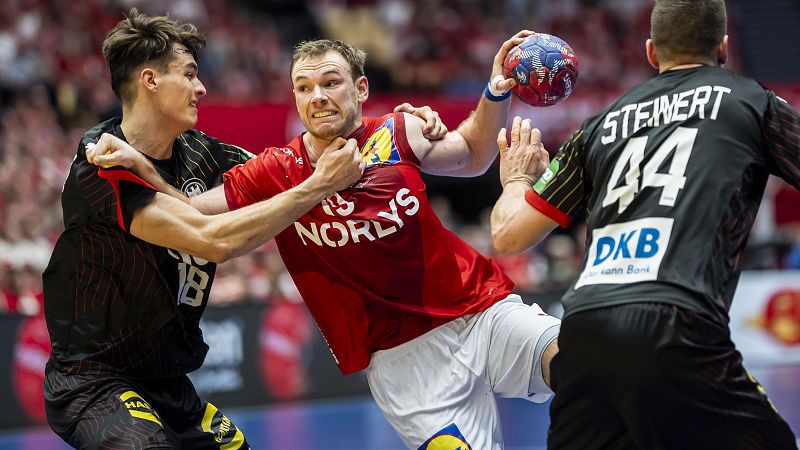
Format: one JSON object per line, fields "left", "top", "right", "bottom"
{"left": 366, "top": 294, "right": 561, "bottom": 450}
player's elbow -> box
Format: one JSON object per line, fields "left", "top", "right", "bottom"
{"left": 491, "top": 216, "right": 532, "bottom": 254}
{"left": 491, "top": 225, "right": 528, "bottom": 254}
{"left": 190, "top": 227, "right": 236, "bottom": 263}
{"left": 205, "top": 242, "right": 235, "bottom": 263}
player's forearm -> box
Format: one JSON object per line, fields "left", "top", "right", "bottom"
{"left": 201, "top": 174, "right": 331, "bottom": 261}
{"left": 134, "top": 157, "right": 190, "bottom": 204}
{"left": 131, "top": 156, "right": 229, "bottom": 214}
{"left": 491, "top": 181, "right": 554, "bottom": 254}
{"left": 455, "top": 95, "right": 512, "bottom": 175}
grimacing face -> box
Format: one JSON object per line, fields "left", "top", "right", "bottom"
{"left": 291, "top": 50, "right": 368, "bottom": 141}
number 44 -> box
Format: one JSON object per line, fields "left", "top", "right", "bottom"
{"left": 602, "top": 126, "right": 698, "bottom": 214}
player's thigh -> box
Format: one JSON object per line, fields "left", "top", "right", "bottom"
{"left": 546, "top": 311, "right": 636, "bottom": 450}
{"left": 476, "top": 296, "right": 560, "bottom": 400}
{"left": 613, "top": 305, "right": 797, "bottom": 450}
{"left": 44, "top": 370, "right": 172, "bottom": 449}
{"left": 367, "top": 320, "right": 502, "bottom": 450}
{"left": 137, "top": 375, "right": 249, "bottom": 450}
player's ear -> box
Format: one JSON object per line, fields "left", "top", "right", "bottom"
{"left": 645, "top": 39, "right": 659, "bottom": 70}
{"left": 141, "top": 68, "right": 158, "bottom": 92}
{"left": 717, "top": 35, "right": 729, "bottom": 66}
{"left": 355, "top": 75, "right": 369, "bottom": 103}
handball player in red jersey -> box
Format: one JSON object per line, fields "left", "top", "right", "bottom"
{"left": 91, "top": 34, "right": 562, "bottom": 449}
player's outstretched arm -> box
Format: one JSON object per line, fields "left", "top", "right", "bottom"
{"left": 87, "top": 133, "right": 230, "bottom": 214}
{"left": 405, "top": 31, "right": 534, "bottom": 177}
{"left": 491, "top": 116, "right": 558, "bottom": 254}
{"left": 112, "top": 137, "right": 362, "bottom": 262}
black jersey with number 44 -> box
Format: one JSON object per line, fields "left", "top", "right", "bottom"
{"left": 527, "top": 66, "right": 800, "bottom": 323}
{"left": 43, "top": 118, "right": 252, "bottom": 378}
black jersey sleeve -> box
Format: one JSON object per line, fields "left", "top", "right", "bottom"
{"left": 526, "top": 128, "right": 589, "bottom": 227}
{"left": 75, "top": 137, "right": 156, "bottom": 231}
{"left": 763, "top": 91, "right": 800, "bottom": 190}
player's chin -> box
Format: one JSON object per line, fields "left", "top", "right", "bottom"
{"left": 309, "top": 123, "right": 343, "bottom": 140}
{"left": 183, "top": 111, "right": 199, "bottom": 128}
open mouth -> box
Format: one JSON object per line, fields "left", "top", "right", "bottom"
{"left": 312, "top": 111, "right": 338, "bottom": 119}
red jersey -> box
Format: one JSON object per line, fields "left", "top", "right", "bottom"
{"left": 223, "top": 113, "right": 514, "bottom": 374}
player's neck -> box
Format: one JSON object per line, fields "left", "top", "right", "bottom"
{"left": 302, "top": 133, "right": 327, "bottom": 166}
{"left": 303, "top": 124, "right": 362, "bottom": 166}
{"left": 120, "top": 109, "right": 178, "bottom": 160}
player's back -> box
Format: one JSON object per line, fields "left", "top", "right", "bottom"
{"left": 563, "top": 66, "right": 779, "bottom": 323}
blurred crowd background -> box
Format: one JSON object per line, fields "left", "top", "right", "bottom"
{"left": 1, "top": 0, "right": 799, "bottom": 316}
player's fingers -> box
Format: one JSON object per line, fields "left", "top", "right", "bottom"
{"left": 497, "top": 128, "right": 508, "bottom": 153}
{"left": 520, "top": 118, "right": 532, "bottom": 146}
{"left": 393, "top": 102, "right": 414, "bottom": 113}
{"left": 513, "top": 30, "right": 536, "bottom": 39}
{"left": 531, "top": 128, "right": 542, "bottom": 147}
{"left": 344, "top": 138, "right": 358, "bottom": 153}
{"left": 85, "top": 143, "right": 96, "bottom": 163}
{"left": 496, "top": 78, "right": 517, "bottom": 92}
{"left": 424, "top": 110, "right": 438, "bottom": 132}
{"left": 510, "top": 116, "right": 522, "bottom": 144}
{"left": 356, "top": 148, "right": 366, "bottom": 173}
{"left": 323, "top": 137, "right": 348, "bottom": 153}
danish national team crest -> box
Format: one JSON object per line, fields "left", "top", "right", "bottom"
{"left": 418, "top": 423, "right": 472, "bottom": 450}
{"left": 361, "top": 118, "right": 401, "bottom": 168}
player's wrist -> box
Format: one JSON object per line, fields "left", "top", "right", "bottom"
{"left": 484, "top": 75, "right": 511, "bottom": 102}
{"left": 502, "top": 175, "right": 534, "bottom": 189}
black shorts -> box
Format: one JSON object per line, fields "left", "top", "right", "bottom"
{"left": 44, "top": 364, "right": 249, "bottom": 449}
{"left": 548, "top": 302, "right": 797, "bottom": 450}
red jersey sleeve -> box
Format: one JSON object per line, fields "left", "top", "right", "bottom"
{"left": 223, "top": 146, "right": 299, "bottom": 210}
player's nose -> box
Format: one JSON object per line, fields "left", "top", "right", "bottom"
{"left": 311, "top": 85, "right": 327, "bottom": 103}
{"left": 195, "top": 78, "right": 207, "bottom": 98}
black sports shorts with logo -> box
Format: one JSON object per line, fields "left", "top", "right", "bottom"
{"left": 547, "top": 302, "right": 797, "bottom": 450}
{"left": 44, "top": 364, "right": 249, "bottom": 450}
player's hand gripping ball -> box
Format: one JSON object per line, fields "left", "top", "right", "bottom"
{"left": 503, "top": 33, "right": 579, "bottom": 107}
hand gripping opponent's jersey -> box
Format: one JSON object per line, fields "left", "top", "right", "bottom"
{"left": 224, "top": 113, "right": 514, "bottom": 374}
{"left": 527, "top": 66, "right": 800, "bottom": 324}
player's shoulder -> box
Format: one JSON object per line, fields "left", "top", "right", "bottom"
{"left": 178, "top": 129, "right": 256, "bottom": 160}
{"left": 258, "top": 136, "right": 306, "bottom": 166}
{"left": 81, "top": 117, "right": 120, "bottom": 145}
{"left": 78, "top": 117, "right": 121, "bottom": 157}
{"left": 177, "top": 128, "right": 218, "bottom": 153}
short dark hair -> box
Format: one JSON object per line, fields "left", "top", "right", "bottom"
{"left": 650, "top": 0, "right": 727, "bottom": 63}
{"left": 101, "top": 8, "right": 206, "bottom": 103}
{"left": 290, "top": 39, "right": 366, "bottom": 80}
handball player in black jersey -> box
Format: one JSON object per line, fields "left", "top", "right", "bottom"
{"left": 42, "top": 8, "right": 368, "bottom": 449}
{"left": 491, "top": 0, "right": 799, "bottom": 448}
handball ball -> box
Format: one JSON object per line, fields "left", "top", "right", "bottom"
{"left": 503, "top": 33, "right": 579, "bottom": 107}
